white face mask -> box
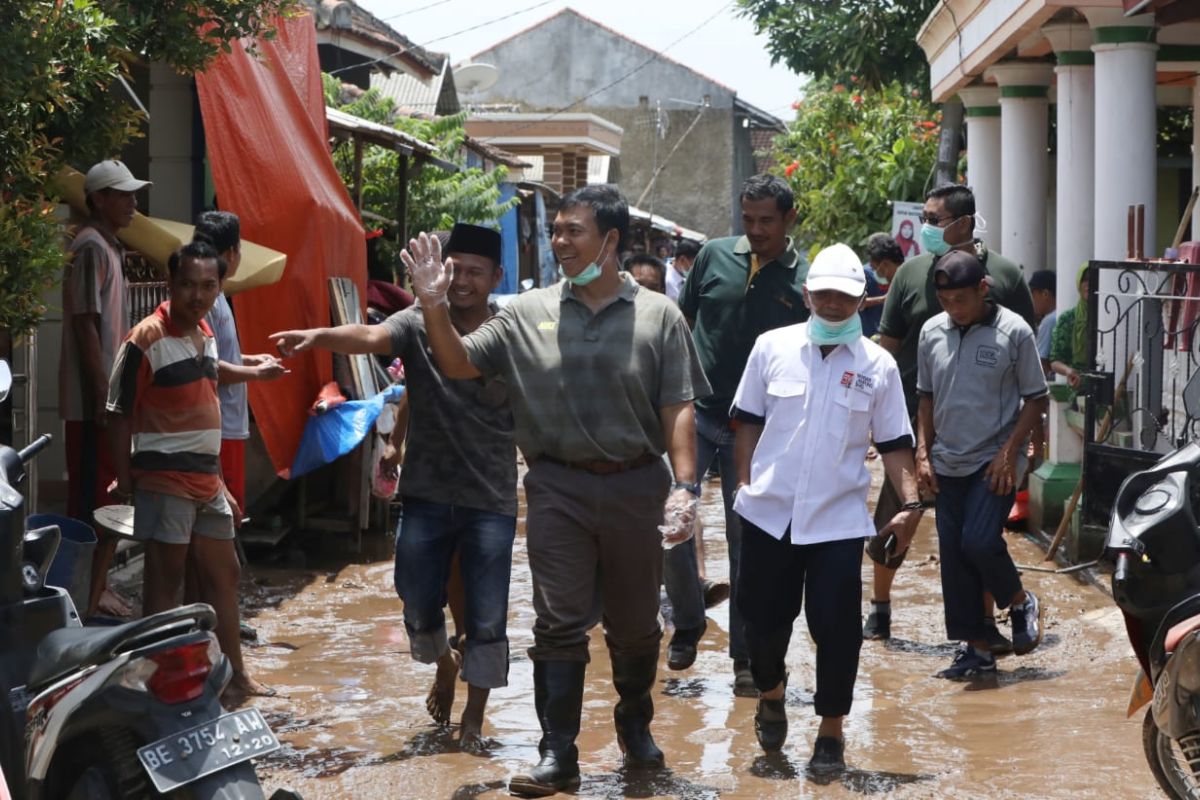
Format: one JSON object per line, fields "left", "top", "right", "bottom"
{"left": 559, "top": 231, "right": 611, "bottom": 286}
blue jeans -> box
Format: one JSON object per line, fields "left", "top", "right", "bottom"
{"left": 934, "top": 468, "right": 1020, "bottom": 642}
{"left": 693, "top": 407, "right": 746, "bottom": 662}
{"left": 394, "top": 497, "right": 516, "bottom": 689}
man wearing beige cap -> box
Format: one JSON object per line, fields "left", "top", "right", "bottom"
{"left": 60, "top": 159, "right": 150, "bottom": 618}
{"left": 731, "top": 243, "right": 921, "bottom": 771}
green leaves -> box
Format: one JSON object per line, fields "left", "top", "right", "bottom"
{"left": 1, "top": 0, "right": 298, "bottom": 334}
{"left": 736, "top": 0, "right": 938, "bottom": 94}
{"left": 322, "top": 73, "right": 520, "bottom": 272}
{"left": 774, "top": 79, "right": 939, "bottom": 256}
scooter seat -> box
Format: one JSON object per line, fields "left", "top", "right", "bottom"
{"left": 28, "top": 603, "right": 216, "bottom": 689}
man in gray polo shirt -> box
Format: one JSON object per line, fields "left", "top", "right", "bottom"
{"left": 916, "top": 250, "right": 1048, "bottom": 680}
{"left": 404, "top": 184, "right": 709, "bottom": 798}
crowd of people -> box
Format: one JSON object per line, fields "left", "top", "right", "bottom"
{"left": 61, "top": 158, "right": 1067, "bottom": 795}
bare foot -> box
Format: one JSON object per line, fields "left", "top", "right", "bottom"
{"left": 97, "top": 587, "right": 134, "bottom": 617}
{"left": 425, "top": 648, "right": 461, "bottom": 726}
{"left": 226, "top": 672, "right": 277, "bottom": 699}
{"left": 458, "top": 684, "right": 490, "bottom": 752}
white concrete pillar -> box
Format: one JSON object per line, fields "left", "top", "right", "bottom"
{"left": 957, "top": 86, "right": 1002, "bottom": 251}
{"left": 1044, "top": 23, "right": 1094, "bottom": 312}
{"left": 985, "top": 63, "right": 1053, "bottom": 278}
{"left": 148, "top": 63, "right": 194, "bottom": 221}
{"left": 1193, "top": 80, "right": 1200, "bottom": 240}
{"left": 1086, "top": 10, "right": 1157, "bottom": 260}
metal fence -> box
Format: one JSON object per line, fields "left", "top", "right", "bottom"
{"left": 1082, "top": 259, "right": 1200, "bottom": 525}
{"left": 127, "top": 281, "right": 169, "bottom": 328}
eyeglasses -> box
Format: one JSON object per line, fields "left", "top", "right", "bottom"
{"left": 918, "top": 213, "right": 957, "bottom": 226}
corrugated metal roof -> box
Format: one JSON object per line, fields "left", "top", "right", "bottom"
{"left": 325, "top": 107, "right": 438, "bottom": 157}
{"left": 628, "top": 205, "right": 707, "bottom": 243}
{"left": 371, "top": 54, "right": 461, "bottom": 115}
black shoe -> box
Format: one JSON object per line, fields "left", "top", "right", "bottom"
{"left": 612, "top": 652, "right": 665, "bottom": 768}
{"left": 667, "top": 623, "right": 706, "bottom": 671}
{"left": 983, "top": 618, "right": 1013, "bottom": 656}
{"left": 1010, "top": 590, "right": 1043, "bottom": 655}
{"left": 754, "top": 697, "right": 787, "bottom": 752}
{"left": 510, "top": 661, "right": 585, "bottom": 797}
{"left": 808, "top": 736, "right": 845, "bottom": 773}
{"left": 935, "top": 645, "right": 996, "bottom": 680}
{"left": 863, "top": 607, "right": 891, "bottom": 640}
{"left": 733, "top": 659, "right": 757, "bottom": 698}
{"left": 702, "top": 579, "right": 730, "bottom": 609}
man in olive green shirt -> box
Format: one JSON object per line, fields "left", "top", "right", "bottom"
{"left": 406, "top": 184, "right": 710, "bottom": 797}
{"left": 678, "top": 175, "right": 810, "bottom": 692}
{"left": 866, "top": 183, "right": 1036, "bottom": 645}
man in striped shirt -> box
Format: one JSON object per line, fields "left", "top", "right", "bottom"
{"left": 107, "top": 241, "right": 268, "bottom": 697}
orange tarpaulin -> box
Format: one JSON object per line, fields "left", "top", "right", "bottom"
{"left": 196, "top": 14, "right": 366, "bottom": 477}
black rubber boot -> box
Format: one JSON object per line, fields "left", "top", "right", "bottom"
{"left": 509, "top": 661, "right": 586, "bottom": 798}
{"left": 611, "top": 652, "right": 665, "bottom": 768}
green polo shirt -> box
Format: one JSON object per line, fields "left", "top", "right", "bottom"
{"left": 878, "top": 242, "right": 1036, "bottom": 416}
{"left": 463, "top": 274, "right": 711, "bottom": 462}
{"left": 678, "top": 235, "right": 809, "bottom": 418}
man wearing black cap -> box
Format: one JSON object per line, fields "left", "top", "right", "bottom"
{"left": 916, "top": 250, "right": 1048, "bottom": 679}
{"left": 271, "top": 223, "right": 515, "bottom": 750}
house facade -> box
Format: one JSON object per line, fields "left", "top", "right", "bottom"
{"left": 466, "top": 8, "right": 785, "bottom": 238}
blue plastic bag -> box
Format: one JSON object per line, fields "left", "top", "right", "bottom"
{"left": 290, "top": 383, "right": 405, "bottom": 479}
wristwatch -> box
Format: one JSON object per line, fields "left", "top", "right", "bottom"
{"left": 673, "top": 481, "right": 701, "bottom": 497}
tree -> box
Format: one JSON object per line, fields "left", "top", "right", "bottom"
{"left": 736, "top": 0, "right": 939, "bottom": 91}
{"left": 0, "top": 0, "right": 296, "bottom": 335}
{"left": 322, "top": 74, "right": 519, "bottom": 272}
{"left": 775, "top": 79, "right": 940, "bottom": 257}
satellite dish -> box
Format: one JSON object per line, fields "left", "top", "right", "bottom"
{"left": 453, "top": 62, "right": 499, "bottom": 94}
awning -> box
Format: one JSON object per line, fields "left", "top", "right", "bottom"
{"left": 325, "top": 107, "right": 458, "bottom": 172}
{"left": 53, "top": 168, "right": 286, "bottom": 294}
{"left": 628, "top": 205, "right": 707, "bottom": 244}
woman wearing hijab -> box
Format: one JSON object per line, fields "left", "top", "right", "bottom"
{"left": 1049, "top": 263, "right": 1090, "bottom": 388}
{"left": 894, "top": 218, "right": 920, "bottom": 259}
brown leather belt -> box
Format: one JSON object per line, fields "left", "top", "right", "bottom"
{"left": 538, "top": 452, "right": 658, "bottom": 475}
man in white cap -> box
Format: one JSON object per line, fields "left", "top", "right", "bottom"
{"left": 730, "top": 243, "right": 922, "bottom": 772}
{"left": 60, "top": 159, "right": 150, "bottom": 618}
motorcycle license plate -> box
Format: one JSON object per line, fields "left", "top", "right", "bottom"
{"left": 136, "top": 708, "right": 279, "bottom": 793}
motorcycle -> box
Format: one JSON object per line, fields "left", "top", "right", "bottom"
{"left": 1108, "top": 430, "right": 1200, "bottom": 797}
{"left": 0, "top": 363, "right": 297, "bottom": 799}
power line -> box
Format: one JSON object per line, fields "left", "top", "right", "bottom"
{"left": 423, "top": 0, "right": 553, "bottom": 46}
{"left": 380, "top": 0, "right": 456, "bottom": 21}
{"left": 328, "top": 0, "right": 555, "bottom": 76}
{"left": 475, "top": 0, "right": 735, "bottom": 142}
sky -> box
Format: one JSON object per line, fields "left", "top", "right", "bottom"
{"left": 357, "top": 0, "right": 805, "bottom": 121}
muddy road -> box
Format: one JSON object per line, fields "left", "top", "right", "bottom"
{"left": 240, "top": 465, "right": 1161, "bottom": 799}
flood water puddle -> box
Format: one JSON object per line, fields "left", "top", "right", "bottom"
{"left": 242, "top": 464, "right": 1162, "bottom": 799}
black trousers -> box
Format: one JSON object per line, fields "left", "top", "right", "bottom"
{"left": 735, "top": 517, "right": 864, "bottom": 718}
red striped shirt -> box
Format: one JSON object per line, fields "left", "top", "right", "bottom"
{"left": 107, "top": 302, "right": 223, "bottom": 501}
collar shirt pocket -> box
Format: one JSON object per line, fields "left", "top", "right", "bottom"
{"left": 765, "top": 379, "right": 807, "bottom": 431}
{"left": 828, "top": 388, "right": 871, "bottom": 445}
{"left": 766, "top": 378, "right": 806, "bottom": 405}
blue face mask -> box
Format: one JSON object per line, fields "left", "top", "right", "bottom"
{"left": 559, "top": 232, "right": 611, "bottom": 286}
{"left": 809, "top": 311, "right": 863, "bottom": 345}
{"left": 920, "top": 223, "right": 951, "bottom": 256}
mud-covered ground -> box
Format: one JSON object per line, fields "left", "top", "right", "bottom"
{"left": 235, "top": 464, "right": 1162, "bottom": 799}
